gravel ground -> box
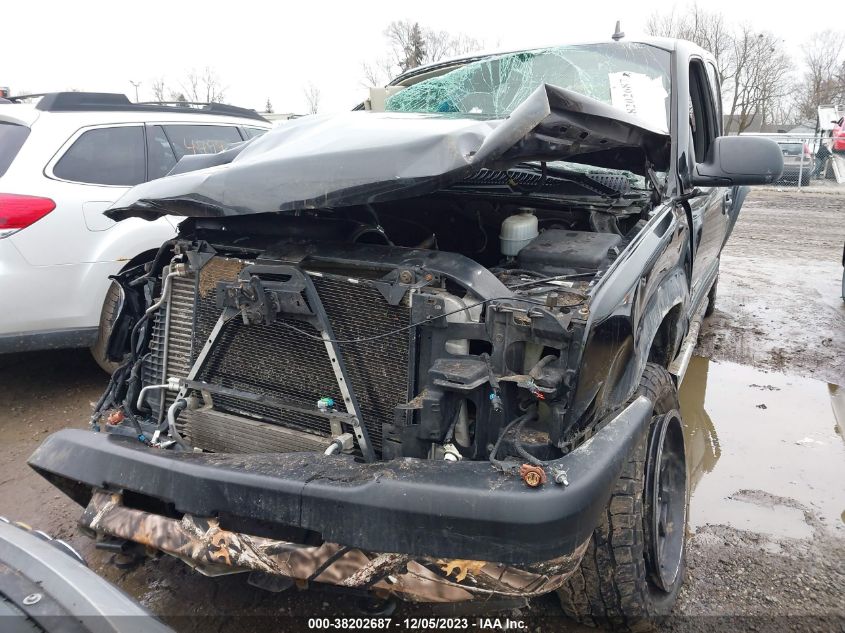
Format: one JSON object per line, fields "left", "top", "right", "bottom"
{"left": 0, "top": 187, "right": 843, "bottom": 632}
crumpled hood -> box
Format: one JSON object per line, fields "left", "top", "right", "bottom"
{"left": 106, "top": 84, "right": 670, "bottom": 221}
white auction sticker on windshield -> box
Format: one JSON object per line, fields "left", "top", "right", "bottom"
{"left": 609, "top": 72, "right": 668, "bottom": 131}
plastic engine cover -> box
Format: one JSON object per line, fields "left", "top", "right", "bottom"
{"left": 517, "top": 230, "right": 622, "bottom": 274}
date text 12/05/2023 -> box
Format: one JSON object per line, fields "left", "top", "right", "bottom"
{"left": 306, "top": 618, "right": 527, "bottom": 630}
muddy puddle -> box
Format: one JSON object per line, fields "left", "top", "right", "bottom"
{"left": 679, "top": 356, "right": 845, "bottom": 540}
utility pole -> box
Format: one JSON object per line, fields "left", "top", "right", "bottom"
{"left": 129, "top": 80, "right": 141, "bottom": 102}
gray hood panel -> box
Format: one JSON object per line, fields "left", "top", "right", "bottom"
{"left": 106, "top": 85, "right": 669, "bottom": 221}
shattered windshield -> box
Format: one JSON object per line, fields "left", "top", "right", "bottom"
{"left": 385, "top": 43, "right": 672, "bottom": 132}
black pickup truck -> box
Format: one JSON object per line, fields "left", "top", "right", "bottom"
{"left": 29, "top": 38, "right": 782, "bottom": 627}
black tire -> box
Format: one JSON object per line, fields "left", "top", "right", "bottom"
{"left": 90, "top": 280, "right": 124, "bottom": 374}
{"left": 704, "top": 273, "right": 718, "bottom": 318}
{"left": 557, "top": 363, "right": 688, "bottom": 632}
{"left": 800, "top": 172, "right": 810, "bottom": 187}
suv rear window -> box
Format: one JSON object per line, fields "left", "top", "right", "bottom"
{"left": 0, "top": 122, "right": 31, "bottom": 178}
{"left": 53, "top": 126, "right": 145, "bottom": 186}
{"left": 161, "top": 125, "right": 243, "bottom": 161}
{"left": 243, "top": 126, "right": 269, "bottom": 139}
{"left": 778, "top": 143, "right": 804, "bottom": 155}
{"left": 147, "top": 124, "right": 247, "bottom": 180}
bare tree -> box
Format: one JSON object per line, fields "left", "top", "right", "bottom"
{"left": 425, "top": 30, "right": 483, "bottom": 63}
{"left": 647, "top": 5, "right": 735, "bottom": 98}
{"left": 792, "top": 31, "right": 845, "bottom": 119}
{"left": 151, "top": 78, "right": 167, "bottom": 102}
{"left": 303, "top": 83, "right": 321, "bottom": 114}
{"left": 385, "top": 20, "right": 427, "bottom": 72}
{"left": 647, "top": 6, "right": 793, "bottom": 133}
{"left": 361, "top": 57, "right": 396, "bottom": 87}
{"left": 645, "top": 7, "right": 684, "bottom": 40}
{"left": 179, "top": 67, "right": 227, "bottom": 103}
{"left": 180, "top": 72, "right": 199, "bottom": 102}
{"left": 724, "top": 28, "right": 792, "bottom": 133}
{"left": 362, "top": 20, "right": 484, "bottom": 85}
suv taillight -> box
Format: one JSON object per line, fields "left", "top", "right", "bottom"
{"left": 803, "top": 143, "right": 811, "bottom": 157}
{"left": 0, "top": 193, "right": 56, "bottom": 239}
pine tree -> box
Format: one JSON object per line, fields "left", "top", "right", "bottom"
{"left": 401, "top": 23, "right": 427, "bottom": 71}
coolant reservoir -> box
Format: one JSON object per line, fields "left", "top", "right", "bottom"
{"left": 500, "top": 211, "right": 539, "bottom": 257}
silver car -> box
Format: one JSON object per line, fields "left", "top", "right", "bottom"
{"left": 776, "top": 141, "right": 813, "bottom": 186}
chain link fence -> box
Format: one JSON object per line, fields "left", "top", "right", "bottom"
{"left": 739, "top": 132, "right": 845, "bottom": 191}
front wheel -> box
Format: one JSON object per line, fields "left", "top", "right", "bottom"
{"left": 557, "top": 363, "right": 688, "bottom": 631}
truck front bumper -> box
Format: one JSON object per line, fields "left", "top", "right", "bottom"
{"left": 29, "top": 397, "right": 652, "bottom": 601}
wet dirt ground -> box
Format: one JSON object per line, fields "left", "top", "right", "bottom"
{"left": 0, "top": 187, "right": 843, "bottom": 631}
{"left": 697, "top": 187, "right": 845, "bottom": 385}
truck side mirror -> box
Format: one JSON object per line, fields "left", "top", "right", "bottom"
{"left": 692, "top": 136, "right": 783, "bottom": 187}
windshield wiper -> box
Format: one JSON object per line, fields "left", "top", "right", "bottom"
{"left": 511, "top": 162, "right": 626, "bottom": 198}
{"left": 451, "top": 163, "right": 646, "bottom": 200}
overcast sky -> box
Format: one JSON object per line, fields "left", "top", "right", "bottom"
{"left": 3, "top": 0, "right": 832, "bottom": 114}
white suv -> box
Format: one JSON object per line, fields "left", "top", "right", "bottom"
{"left": 0, "top": 92, "right": 270, "bottom": 370}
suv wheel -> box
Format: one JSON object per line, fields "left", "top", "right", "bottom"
{"left": 90, "top": 280, "right": 125, "bottom": 374}
{"left": 557, "top": 363, "right": 688, "bottom": 631}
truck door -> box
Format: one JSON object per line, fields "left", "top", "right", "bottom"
{"left": 687, "top": 58, "right": 728, "bottom": 300}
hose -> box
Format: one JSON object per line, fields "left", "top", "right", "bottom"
{"left": 529, "top": 355, "right": 555, "bottom": 380}
{"left": 492, "top": 267, "right": 545, "bottom": 277}
{"left": 124, "top": 356, "right": 146, "bottom": 416}
{"left": 443, "top": 405, "right": 461, "bottom": 444}
{"left": 136, "top": 384, "right": 170, "bottom": 411}
{"left": 121, "top": 407, "right": 147, "bottom": 443}
{"left": 128, "top": 240, "right": 176, "bottom": 287}
{"left": 144, "top": 267, "right": 175, "bottom": 318}
{"left": 324, "top": 439, "right": 343, "bottom": 455}
{"left": 513, "top": 416, "right": 544, "bottom": 467}
{"left": 488, "top": 411, "right": 536, "bottom": 472}
{"left": 129, "top": 259, "right": 182, "bottom": 357}
{"left": 166, "top": 399, "right": 189, "bottom": 450}
{"left": 89, "top": 360, "right": 131, "bottom": 429}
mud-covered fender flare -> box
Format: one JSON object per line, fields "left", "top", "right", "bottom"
{"left": 572, "top": 267, "right": 688, "bottom": 422}
{"left": 621, "top": 268, "right": 689, "bottom": 398}
{"left": 569, "top": 205, "right": 687, "bottom": 422}
{"left": 606, "top": 269, "right": 687, "bottom": 414}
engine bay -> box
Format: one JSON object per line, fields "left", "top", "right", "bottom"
{"left": 98, "top": 182, "right": 654, "bottom": 471}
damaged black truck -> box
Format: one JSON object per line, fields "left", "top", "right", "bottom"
{"left": 29, "top": 39, "right": 782, "bottom": 627}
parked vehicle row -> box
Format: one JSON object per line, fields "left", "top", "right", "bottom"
{"left": 775, "top": 140, "right": 813, "bottom": 186}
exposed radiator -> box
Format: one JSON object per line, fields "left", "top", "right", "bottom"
{"left": 142, "top": 275, "right": 194, "bottom": 416}
{"left": 144, "top": 258, "right": 413, "bottom": 455}
{"left": 179, "top": 408, "right": 329, "bottom": 453}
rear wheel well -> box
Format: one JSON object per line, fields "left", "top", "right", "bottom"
{"left": 648, "top": 304, "right": 682, "bottom": 368}
{"left": 92, "top": 248, "right": 159, "bottom": 373}
{"left": 119, "top": 248, "right": 159, "bottom": 273}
